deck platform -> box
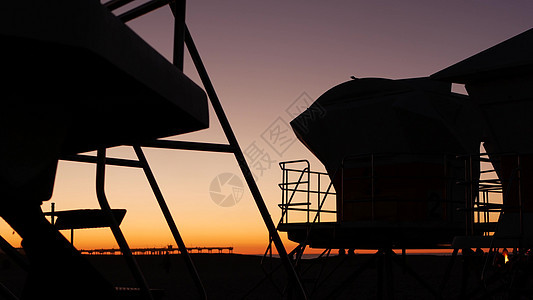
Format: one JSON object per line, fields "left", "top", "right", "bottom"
{"left": 278, "top": 221, "right": 469, "bottom": 249}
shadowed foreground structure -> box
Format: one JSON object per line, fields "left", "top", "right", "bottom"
{"left": 0, "top": 1, "right": 305, "bottom": 299}
{"left": 275, "top": 27, "right": 533, "bottom": 298}
{"left": 0, "top": 1, "right": 207, "bottom": 299}
{"left": 0, "top": 253, "right": 501, "bottom": 299}
{"left": 2, "top": 0, "right": 532, "bottom": 299}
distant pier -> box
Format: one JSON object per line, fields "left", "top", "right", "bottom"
{"left": 80, "top": 245, "right": 234, "bottom": 255}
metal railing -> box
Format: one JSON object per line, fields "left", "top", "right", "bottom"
{"left": 278, "top": 153, "right": 470, "bottom": 225}
{"left": 461, "top": 153, "right": 526, "bottom": 238}
{"left": 462, "top": 154, "right": 502, "bottom": 233}
{"left": 277, "top": 153, "right": 527, "bottom": 241}
{"left": 278, "top": 160, "right": 336, "bottom": 224}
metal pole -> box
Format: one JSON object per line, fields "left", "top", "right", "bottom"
{"left": 133, "top": 145, "right": 207, "bottom": 299}
{"left": 171, "top": 0, "right": 186, "bottom": 71}
{"left": 443, "top": 155, "right": 448, "bottom": 222}
{"left": 371, "top": 154, "right": 375, "bottom": 221}
{"left": 280, "top": 163, "right": 285, "bottom": 223}
{"left": 439, "top": 248, "right": 458, "bottom": 293}
{"left": 307, "top": 165, "right": 310, "bottom": 223}
{"left": 385, "top": 249, "right": 394, "bottom": 300}
{"left": 96, "top": 149, "right": 154, "bottom": 300}
{"left": 389, "top": 251, "right": 443, "bottom": 300}
{"left": 341, "top": 160, "right": 344, "bottom": 223}
{"left": 184, "top": 26, "right": 308, "bottom": 299}
{"left": 377, "top": 249, "right": 383, "bottom": 300}
{"left": 51, "top": 202, "right": 55, "bottom": 225}
{"left": 517, "top": 154, "right": 523, "bottom": 237}
{"left": 118, "top": 0, "right": 172, "bottom": 23}
{"left": 317, "top": 173, "right": 321, "bottom": 223}
{"left": 464, "top": 157, "right": 469, "bottom": 236}
{"left": 283, "top": 164, "right": 287, "bottom": 223}
{"left": 0, "top": 282, "right": 18, "bottom": 300}
{"left": 469, "top": 156, "right": 474, "bottom": 235}
{"left": 104, "top": 0, "right": 135, "bottom": 11}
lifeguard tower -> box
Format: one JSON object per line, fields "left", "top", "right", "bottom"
{"left": 274, "top": 28, "right": 533, "bottom": 298}
{"left": 0, "top": 1, "right": 306, "bottom": 299}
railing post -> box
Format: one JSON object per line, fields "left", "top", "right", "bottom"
{"left": 284, "top": 164, "right": 288, "bottom": 224}
{"left": 317, "top": 173, "right": 321, "bottom": 223}
{"left": 371, "top": 154, "right": 375, "bottom": 221}
{"left": 464, "top": 155, "right": 469, "bottom": 236}
{"left": 307, "top": 166, "right": 310, "bottom": 224}
{"left": 340, "top": 160, "right": 344, "bottom": 223}
{"left": 469, "top": 155, "right": 474, "bottom": 236}
{"left": 518, "top": 154, "right": 523, "bottom": 237}
{"left": 443, "top": 155, "right": 448, "bottom": 222}
{"left": 281, "top": 163, "right": 286, "bottom": 224}
{"left": 51, "top": 202, "right": 55, "bottom": 225}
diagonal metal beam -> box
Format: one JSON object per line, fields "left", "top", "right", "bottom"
{"left": 184, "top": 24, "right": 308, "bottom": 299}
{"left": 133, "top": 145, "right": 207, "bottom": 299}
{"left": 118, "top": 0, "right": 172, "bottom": 23}
{"left": 96, "top": 149, "right": 154, "bottom": 300}
{"left": 169, "top": 0, "right": 186, "bottom": 71}
{"left": 139, "top": 140, "right": 234, "bottom": 153}
{"left": 61, "top": 154, "right": 143, "bottom": 168}
{"left": 103, "top": 0, "right": 135, "bottom": 11}
{"left": 0, "top": 281, "right": 18, "bottom": 300}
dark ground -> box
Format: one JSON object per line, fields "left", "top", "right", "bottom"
{"left": 0, "top": 251, "right": 530, "bottom": 299}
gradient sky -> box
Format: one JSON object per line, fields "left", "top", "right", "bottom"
{"left": 1, "top": 1, "right": 532, "bottom": 254}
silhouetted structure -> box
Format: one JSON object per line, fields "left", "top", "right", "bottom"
{"left": 432, "top": 28, "right": 533, "bottom": 215}
{"left": 274, "top": 28, "right": 533, "bottom": 299}
{"left": 0, "top": 1, "right": 306, "bottom": 299}
{"left": 0, "top": 1, "right": 206, "bottom": 299}
{"left": 81, "top": 246, "right": 234, "bottom": 255}
{"left": 432, "top": 28, "right": 533, "bottom": 249}
{"left": 44, "top": 208, "right": 127, "bottom": 245}
{"left": 280, "top": 77, "right": 483, "bottom": 249}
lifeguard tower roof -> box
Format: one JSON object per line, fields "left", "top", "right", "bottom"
{"left": 0, "top": 0, "right": 209, "bottom": 155}
{"left": 431, "top": 28, "right": 533, "bottom": 83}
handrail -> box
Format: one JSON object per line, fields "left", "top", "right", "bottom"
{"left": 278, "top": 152, "right": 507, "bottom": 228}
{"left": 277, "top": 152, "right": 517, "bottom": 231}
{"left": 460, "top": 153, "right": 524, "bottom": 229}
{"left": 278, "top": 160, "right": 336, "bottom": 225}
{"left": 279, "top": 160, "right": 309, "bottom": 223}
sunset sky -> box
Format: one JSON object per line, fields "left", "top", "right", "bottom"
{"left": 1, "top": 1, "right": 532, "bottom": 254}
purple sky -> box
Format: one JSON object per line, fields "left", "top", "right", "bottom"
{"left": 129, "top": 0, "right": 533, "bottom": 140}
{"left": 2, "top": 1, "right": 531, "bottom": 253}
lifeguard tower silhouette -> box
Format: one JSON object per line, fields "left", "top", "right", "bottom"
{"left": 273, "top": 28, "right": 533, "bottom": 299}
{"left": 0, "top": 1, "right": 306, "bottom": 299}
